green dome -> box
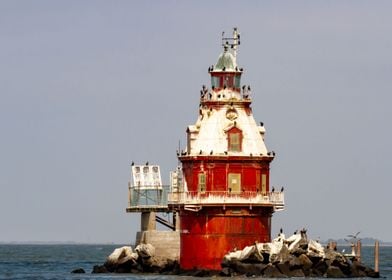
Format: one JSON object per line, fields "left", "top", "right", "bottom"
{"left": 215, "top": 49, "right": 237, "bottom": 71}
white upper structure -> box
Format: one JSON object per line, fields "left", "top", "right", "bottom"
{"left": 185, "top": 28, "right": 271, "bottom": 158}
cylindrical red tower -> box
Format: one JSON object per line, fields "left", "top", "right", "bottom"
{"left": 169, "top": 28, "right": 284, "bottom": 271}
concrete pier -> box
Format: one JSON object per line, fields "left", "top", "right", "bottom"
{"left": 135, "top": 230, "right": 180, "bottom": 259}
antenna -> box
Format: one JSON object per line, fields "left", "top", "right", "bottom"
{"left": 221, "top": 27, "right": 240, "bottom": 58}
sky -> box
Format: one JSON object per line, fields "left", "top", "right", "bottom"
{"left": 0, "top": 1, "right": 391, "bottom": 244}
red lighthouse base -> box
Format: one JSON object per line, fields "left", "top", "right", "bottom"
{"left": 179, "top": 207, "right": 273, "bottom": 270}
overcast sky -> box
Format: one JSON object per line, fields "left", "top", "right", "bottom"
{"left": 1, "top": 1, "right": 391, "bottom": 243}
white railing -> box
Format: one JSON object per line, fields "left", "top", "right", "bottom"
{"left": 168, "top": 191, "right": 284, "bottom": 209}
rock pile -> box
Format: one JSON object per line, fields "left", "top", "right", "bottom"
{"left": 221, "top": 229, "right": 379, "bottom": 278}
{"left": 92, "top": 244, "right": 179, "bottom": 274}
{"left": 89, "top": 230, "right": 379, "bottom": 278}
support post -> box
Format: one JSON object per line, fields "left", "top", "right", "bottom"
{"left": 174, "top": 212, "right": 180, "bottom": 231}
{"left": 141, "top": 211, "right": 156, "bottom": 231}
{"left": 375, "top": 240, "right": 379, "bottom": 273}
{"left": 328, "top": 241, "right": 337, "bottom": 251}
{"left": 356, "top": 240, "right": 361, "bottom": 262}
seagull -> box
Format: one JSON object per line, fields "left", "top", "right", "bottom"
{"left": 280, "top": 228, "right": 283, "bottom": 234}
{"left": 281, "top": 187, "right": 284, "bottom": 192}
{"left": 260, "top": 122, "right": 264, "bottom": 126}
{"left": 272, "top": 187, "right": 275, "bottom": 192}
{"left": 347, "top": 232, "right": 361, "bottom": 239}
{"left": 145, "top": 161, "right": 149, "bottom": 166}
{"left": 131, "top": 161, "right": 134, "bottom": 166}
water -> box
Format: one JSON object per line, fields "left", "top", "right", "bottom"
{"left": 0, "top": 244, "right": 391, "bottom": 279}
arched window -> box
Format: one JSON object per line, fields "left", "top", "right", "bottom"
{"left": 227, "top": 127, "right": 243, "bottom": 152}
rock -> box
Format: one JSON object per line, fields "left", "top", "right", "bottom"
{"left": 298, "top": 254, "right": 313, "bottom": 276}
{"left": 189, "top": 269, "right": 219, "bottom": 277}
{"left": 326, "top": 265, "right": 345, "bottom": 278}
{"left": 241, "top": 244, "right": 264, "bottom": 263}
{"left": 263, "top": 264, "right": 287, "bottom": 278}
{"left": 307, "top": 251, "right": 323, "bottom": 264}
{"left": 351, "top": 260, "right": 367, "bottom": 277}
{"left": 159, "top": 259, "right": 180, "bottom": 274}
{"left": 92, "top": 265, "right": 108, "bottom": 274}
{"left": 220, "top": 267, "right": 232, "bottom": 277}
{"left": 269, "top": 240, "right": 290, "bottom": 263}
{"left": 332, "top": 258, "right": 351, "bottom": 276}
{"left": 290, "top": 268, "right": 305, "bottom": 277}
{"left": 141, "top": 256, "right": 170, "bottom": 273}
{"left": 104, "top": 246, "right": 137, "bottom": 272}
{"left": 308, "top": 239, "right": 325, "bottom": 258}
{"left": 298, "top": 254, "right": 313, "bottom": 270}
{"left": 365, "top": 266, "right": 380, "bottom": 278}
{"left": 313, "top": 259, "right": 329, "bottom": 276}
{"left": 276, "top": 262, "right": 291, "bottom": 276}
{"left": 290, "top": 247, "right": 307, "bottom": 257}
{"left": 324, "top": 248, "right": 347, "bottom": 264}
{"left": 71, "top": 268, "right": 85, "bottom": 273}
{"left": 231, "top": 261, "right": 265, "bottom": 276}
{"left": 135, "top": 243, "right": 155, "bottom": 258}
{"left": 288, "top": 255, "right": 302, "bottom": 270}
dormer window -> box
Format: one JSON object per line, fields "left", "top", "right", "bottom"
{"left": 227, "top": 127, "right": 242, "bottom": 152}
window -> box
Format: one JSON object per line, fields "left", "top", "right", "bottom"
{"left": 227, "top": 127, "right": 242, "bottom": 152}
{"left": 234, "top": 75, "right": 241, "bottom": 88}
{"left": 224, "top": 75, "right": 234, "bottom": 88}
{"left": 261, "top": 174, "right": 267, "bottom": 194}
{"left": 228, "top": 173, "right": 241, "bottom": 193}
{"left": 198, "top": 173, "right": 206, "bottom": 193}
{"left": 211, "top": 76, "right": 219, "bottom": 88}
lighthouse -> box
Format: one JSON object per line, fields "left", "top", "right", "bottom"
{"left": 168, "top": 28, "right": 285, "bottom": 271}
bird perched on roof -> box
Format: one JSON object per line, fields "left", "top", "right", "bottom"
{"left": 210, "top": 150, "right": 213, "bottom": 155}
{"left": 281, "top": 187, "right": 284, "bottom": 192}
{"left": 272, "top": 187, "right": 275, "bottom": 192}
{"left": 145, "top": 161, "right": 149, "bottom": 166}
{"left": 131, "top": 161, "right": 134, "bottom": 166}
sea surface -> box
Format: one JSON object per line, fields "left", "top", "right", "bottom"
{"left": 0, "top": 244, "right": 391, "bottom": 279}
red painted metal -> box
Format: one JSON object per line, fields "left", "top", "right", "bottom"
{"left": 180, "top": 158, "right": 271, "bottom": 193}
{"left": 178, "top": 156, "right": 274, "bottom": 270}
{"left": 179, "top": 207, "right": 273, "bottom": 270}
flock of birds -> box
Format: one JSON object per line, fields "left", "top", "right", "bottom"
{"left": 199, "top": 84, "right": 252, "bottom": 100}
